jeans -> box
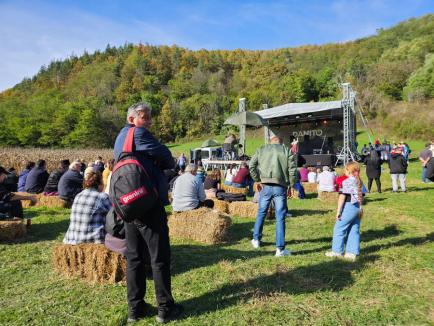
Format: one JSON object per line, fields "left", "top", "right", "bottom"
{"left": 331, "top": 202, "right": 361, "bottom": 255}
{"left": 124, "top": 204, "right": 174, "bottom": 316}
{"left": 391, "top": 174, "right": 406, "bottom": 191}
{"left": 253, "top": 184, "right": 288, "bottom": 250}
{"left": 422, "top": 166, "right": 427, "bottom": 182}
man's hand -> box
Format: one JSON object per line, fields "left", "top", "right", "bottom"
{"left": 255, "top": 183, "right": 263, "bottom": 192}
{"left": 29, "top": 196, "right": 38, "bottom": 206}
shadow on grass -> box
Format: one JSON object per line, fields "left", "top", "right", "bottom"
{"left": 364, "top": 232, "right": 433, "bottom": 254}
{"left": 364, "top": 196, "right": 388, "bottom": 203}
{"left": 290, "top": 209, "right": 332, "bottom": 217}
{"left": 24, "top": 219, "right": 70, "bottom": 243}
{"left": 405, "top": 186, "right": 434, "bottom": 192}
{"left": 180, "top": 255, "right": 379, "bottom": 318}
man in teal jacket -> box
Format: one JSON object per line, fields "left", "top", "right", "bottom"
{"left": 249, "top": 136, "right": 298, "bottom": 256}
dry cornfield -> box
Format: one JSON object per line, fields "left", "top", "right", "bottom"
{"left": 0, "top": 148, "right": 113, "bottom": 172}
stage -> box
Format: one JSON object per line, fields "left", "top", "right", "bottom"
{"left": 298, "top": 154, "right": 336, "bottom": 167}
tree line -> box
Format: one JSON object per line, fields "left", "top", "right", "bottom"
{"left": 0, "top": 14, "right": 432, "bottom": 147}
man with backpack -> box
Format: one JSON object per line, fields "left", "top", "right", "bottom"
{"left": 113, "top": 102, "right": 182, "bottom": 323}
{"left": 249, "top": 136, "right": 298, "bottom": 257}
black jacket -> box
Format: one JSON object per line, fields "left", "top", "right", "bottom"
{"left": 44, "top": 169, "right": 66, "bottom": 193}
{"left": 25, "top": 167, "right": 49, "bottom": 193}
{"left": 364, "top": 153, "right": 382, "bottom": 179}
{"left": 58, "top": 169, "right": 83, "bottom": 201}
{"left": 388, "top": 153, "right": 407, "bottom": 174}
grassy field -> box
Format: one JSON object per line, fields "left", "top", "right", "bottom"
{"left": 1, "top": 137, "right": 433, "bottom": 325}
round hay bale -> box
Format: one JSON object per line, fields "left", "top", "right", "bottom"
{"left": 302, "top": 182, "right": 318, "bottom": 193}
{"left": 228, "top": 201, "right": 258, "bottom": 218}
{"left": 0, "top": 220, "right": 27, "bottom": 241}
{"left": 210, "top": 199, "right": 229, "bottom": 214}
{"left": 221, "top": 183, "right": 248, "bottom": 195}
{"left": 318, "top": 191, "right": 339, "bottom": 203}
{"left": 168, "top": 208, "right": 231, "bottom": 244}
{"left": 52, "top": 243, "right": 126, "bottom": 284}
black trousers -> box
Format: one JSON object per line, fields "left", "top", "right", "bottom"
{"left": 124, "top": 204, "right": 174, "bottom": 315}
{"left": 368, "top": 177, "right": 381, "bottom": 193}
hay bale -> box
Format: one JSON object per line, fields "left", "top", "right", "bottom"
{"left": 221, "top": 183, "right": 248, "bottom": 195}
{"left": 0, "top": 220, "right": 27, "bottom": 241}
{"left": 228, "top": 201, "right": 258, "bottom": 218}
{"left": 302, "top": 182, "right": 318, "bottom": 193}
{"left": 168, "top": 208, "right": 231, "bottom": 244}
{"left": 210, "top": 199, "right": 229, "bottom": 214}
{"left": 17, "top": 193, "right": 69, "bottom": 209}
{"left": 52, "top": 243, "right": 126, "bottom": 284}
{"left": 318, "top": 191, "right": 339, "bottom": 202}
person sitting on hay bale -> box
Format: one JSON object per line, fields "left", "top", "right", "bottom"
{"left": 43, "top": 159, "right": 70, "bottom": 196}
{"left": 232, "top": 162, "right": 254, "bottom": 196}
{"left": 224, "top": 164, "right": 238, "bottom": 186}
{"left": 18, "top": 161, "right": 35, "bottom": 192}
{"left": 249, "top": 136, "right": 298, "bottom": 257}
{"left": 102, "top": 159, "right": 114, "bottom": 190}
{"left": 204, "top": 168, "right": 222, "bottom": 198}
{"left": 0, "top": 166, "right": 37, "bottom": 220}
{"left": 307, "top": 167, "right": 317, "bottom": 183}
{"left": 63, "top": 171, "right": 111, "bottom": 245}
{"left": 299, "top": 165, "right": 309, "bottom": 183}
{"left": 317, "top": 166, "right": 336, "bottom": 193}
{"left": 172, "top": 164, "right": 214, "bottom": 212}
{"left": 24, "top": 159, "right": 49, "bottom": 194}
{"left": 58, "top": 161, "right": 84, "bottom": 204}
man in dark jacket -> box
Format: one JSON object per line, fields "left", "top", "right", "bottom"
{"left": 24, "top": 160, "right": 49, "bottom": 194}
{"left": 44, "top": 160, "right": 70, "bottom": 194}
{"left": 113, "top": 102, "right": 182, "bottom": 323}
{"left": 18, "top": 161, "right": 35, "bottom": 192}
{"left": 364, "top": 150, "right": 382, "bottom": 193}
{"left": 58, "top": 161, "right": 83, "bottom": 202}
{"left": 389, "top": 147, "right": 408, "bottom": 192}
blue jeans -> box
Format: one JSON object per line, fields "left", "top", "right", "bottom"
{"left": 253, "top": 184, "right": 288, "bottom": 250}
{"left": 422, "top": 166, "right": 428, "bottom": 182}
{"left": 331, "top": 202, "right": 361, "bottom": 255}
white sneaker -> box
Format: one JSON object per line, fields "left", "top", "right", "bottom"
{"left": 325, "top": 251, "right": 343, "bottom": 258}
{"left": 251, "top": 239, "right": 260, "bottom": 249}
{"left": 275, "top": 248, "right": 291, "bottom": 257}
{"left": 343, "top": 252, "right": 357, "bottom": 261}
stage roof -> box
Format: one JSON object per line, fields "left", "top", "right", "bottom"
{"left": 255, "top": 100, "right": 342, "bottom": 120}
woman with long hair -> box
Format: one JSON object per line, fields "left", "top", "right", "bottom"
{"left": 326, "top": 161, "right": 363, "bottom": 261}
{"left": 364, "top": 149, "right": 382, "bottom": 193}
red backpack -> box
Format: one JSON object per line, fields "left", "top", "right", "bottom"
{"left": 109, "top": 127, "right": 159, "bottom": 222}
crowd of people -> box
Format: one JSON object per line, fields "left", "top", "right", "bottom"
{"left": 1, "top": 100, "right": 433, "bottom": 323}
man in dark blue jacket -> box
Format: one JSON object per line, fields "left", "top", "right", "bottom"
{"left": 113, "top": 102, "right": 182, "bottom": 323}
{"left": 58, "top": 161, "right": 83, "bottom": 202}
{"left": 24, "top": 160, "right": 49, "bottom": 194}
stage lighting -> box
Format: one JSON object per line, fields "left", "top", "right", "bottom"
{"left": 323, "top": 120, "right": 327, "bottom": 124}
{"left": 296, "top": 115, "right": 300, "bottom": 119}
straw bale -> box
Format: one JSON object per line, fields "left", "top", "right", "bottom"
{"left": 228, "top": 201, "right": 258, "bottom": 218}
{"left": 210, "top": 199, "right": 229, "bottom": 214}
{"left": 302, "top": 182, "right": 318, "bottom": 193}
{"left": 221, "top": 183, "right": 248, "bottom": 195}
{"left": 17, "top": 193, "right": 69, "bottom": 209}
{"left": 0, "top": 220, "right": 27, "bottom": 241}
{"left": 52, "top": 243, "right": 126, "bottom": 284}
{"left": 318, "top": 191, "right": 339, "bottom": 202}
{"left": 168, "top": 208, "right": 231, "bottom": 244}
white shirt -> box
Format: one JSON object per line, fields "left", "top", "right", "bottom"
{"left": 307, "top": 171, "right": 317, "bottom": 183}
{"left": 225, "top": 168, "right": 238, "bottom": 183}
{"left": 317, "top": 171, "right": 336, "bottom": 192}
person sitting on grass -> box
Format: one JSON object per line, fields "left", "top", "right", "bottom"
{"left": 171, "top": 164, "right": 213, "bottom": 212}
{"left": 325, "top": 161, "right": 363, "bottom": 261}
{"left": 58, "top": 161, "right": 84, "bottom": 204}
{"left": 43, "top": 159, "right": 70, "bottom": 196}
{"left": 0, "top": 166, "right": 37, "bottom": 220}
{"left": 317, "top": 166, "right": 336, "bottom": 192}
{"left": 18, "top": 161, "right": 35, "bottom": 192}
{"left": 24, "top": 159, "right": 49, "bottom": 194}
{"left": 63, "top": 171, "right": 111, "bottom": 245}
{"left": 204, "top": 168, "right": 222, "bottom": 198}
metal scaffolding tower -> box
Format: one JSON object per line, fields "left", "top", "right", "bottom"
{"left": 336, "top": 83, "right": 357, "bottom": 165}
{"left": 238, "top": 98, "right": 246, "bottom": 156}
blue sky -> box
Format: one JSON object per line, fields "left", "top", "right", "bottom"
{"left": 0, "top": 0, "right": 433, "bottom": 91}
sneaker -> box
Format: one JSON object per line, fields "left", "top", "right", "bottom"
{"left": 156, "top": 304, "right": 184, "bottom": 324}
{"left": 275, "top": 248, "right": 291, "bottom": 257}
{"left": 251, "top": 239, "right": 260, "bottom": 249}
{"left": 325, "top": 251, "right": 343, "bottom": 258}
{"left": 343, "top": 252, "right": 357, "bottom": 261}
{"left": 127, "top": 303, "right": 155, "bottom": 323}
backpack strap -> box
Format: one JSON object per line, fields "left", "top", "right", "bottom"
{"left": 122, "top": 127, "right": 136, "bottom": 153}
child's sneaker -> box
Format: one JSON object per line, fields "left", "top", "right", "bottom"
{"left": 325, "top": 251, "right": 343, "bottom": 258}
{"left": 251, "top": 239, "right": 260, "bottom": 249}
{"left": 275, "top": 248, "right": 291, "bottom": 257}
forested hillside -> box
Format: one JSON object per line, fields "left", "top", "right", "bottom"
{"left": 0, "top": 14, "right": 433, "bottom": 147}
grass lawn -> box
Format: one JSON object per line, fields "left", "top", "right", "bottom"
{"left": 1, "top": 138, "right": 433, "bottom": 325}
